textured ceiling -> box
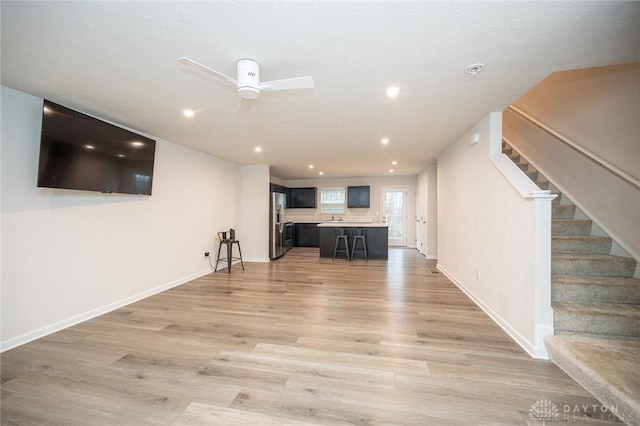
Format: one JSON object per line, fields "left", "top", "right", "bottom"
{"left": 2, "top": 1, "right": 638, "bottom": 179}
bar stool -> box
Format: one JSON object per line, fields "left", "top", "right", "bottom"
{"left": 351, "top": 228, "right": 368, "bottom": 261}
{"left": 214, "top": 228, "right": 245, "bottom": 273}
{"left": 333, "top": 228, "right": 350, "bottom": 260}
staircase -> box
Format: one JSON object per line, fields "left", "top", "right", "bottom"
{"left": 503, "top": 142, "right": 640, "bottom": 425}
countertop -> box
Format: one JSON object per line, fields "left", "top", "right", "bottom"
{"left": 316, "top": 222, "right": 389, "bottom": 228}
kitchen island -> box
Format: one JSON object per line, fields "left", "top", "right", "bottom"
{"left": 317, "top": 222, "right": 389, "bottom": 259}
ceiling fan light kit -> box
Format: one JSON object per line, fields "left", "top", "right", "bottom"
{"left": 237, "top": 59, "right": 261, "bottom": 99}
{"left": 177, "top": 57, "right": 314, "bottom": 100}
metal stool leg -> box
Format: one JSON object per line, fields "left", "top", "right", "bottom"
{"left": 214, "top": 241, "right": 224, "bottom": 272}
{"left": 351, "top": 230, "right": 368, "bottom": 261}
{"left": 235, "top": 241, "right": 245, "bottom": 270}
{"left": 226, "top": 240, "right": 232, "bottom": 273}
{"left": 362, "top": 236, "right": 368, "bottom": 261}
{"left": 333, "top": 234, "right": 349, "bottom": 260}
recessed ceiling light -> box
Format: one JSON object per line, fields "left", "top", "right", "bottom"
{"left": 381, "top": 138, "right": 389, "bottom": 145}
{"left": 254, "top": 146, "right": 262, "bottom": 153}
{"left": 183, "top": 109, "right": 195, "bottom": 118}
{"left": 319, "top": 171, "right": 324, "bottom": 176}
{"left": 308, "top": 164, "right": 314, "bottom": 169}
{"left": 391, "top": 160, "right": 397, "bottom": 165}
{"left": 465, "top": 63, "right": 485, "bottom": 76}
{"left": 386, "top": 86, "right": 400, "bottom": 98}
{"left": 389, "top": 169, "right": 394, "bottom": 173}
{"left": 85, "top": 144, "right": 95, "bottom": 150}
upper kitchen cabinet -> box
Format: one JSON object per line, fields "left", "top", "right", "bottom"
{"left": 270, "top": 183, "right": 287, "bottom": 194}
{"left": 289, "top": 187, "right": 317, "bottom": 208}
{"left": 347, "top": 186, "right": 370, "bottom": 208}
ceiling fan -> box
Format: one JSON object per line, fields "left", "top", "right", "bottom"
{"left": 177, "top": 57, "right": 314, "bottom": 100}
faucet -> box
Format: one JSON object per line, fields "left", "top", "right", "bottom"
{"left": 339, "top": 216, "right": 343, "bottom": 221}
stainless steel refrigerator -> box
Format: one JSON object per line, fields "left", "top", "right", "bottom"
{"left": 270, "top": 192, "right": 287, "bottom": 259}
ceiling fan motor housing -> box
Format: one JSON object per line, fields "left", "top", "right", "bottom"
{"left": 237, "top": 59, "right": 261, "bottom": 99}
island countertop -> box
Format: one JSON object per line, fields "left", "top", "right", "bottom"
{"left": 316, "top": 222, "right": 389, "bottom": 228}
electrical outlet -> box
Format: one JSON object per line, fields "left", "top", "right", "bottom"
{"left": 204, "top": 252, "right": 210, "bottom": 258}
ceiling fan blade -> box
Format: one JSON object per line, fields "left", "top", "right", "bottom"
{"left": 177, "top": 57, "right": 238, "bottom": 86}
{"left": 260, "top": 76, "right": 314, "bottom": 92}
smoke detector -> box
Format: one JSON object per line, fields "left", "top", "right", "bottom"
{"left": 465, "top": 63, "right": 485, "bottom": 76}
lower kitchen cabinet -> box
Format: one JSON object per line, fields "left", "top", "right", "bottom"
{"left": 294, "top": 223, "right": 319, "bottom": 247}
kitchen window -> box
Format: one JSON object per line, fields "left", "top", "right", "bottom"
{"left": 320, "top": 187, "right": 345, "bottom": 214}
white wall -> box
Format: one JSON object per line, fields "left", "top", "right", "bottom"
{"left": 284, "top": 175, "right": 417, "bottom": 248}
{"left": 437, "top": 112, "right": 553, "bottom": 358}
{"left": 504, "top": 109, "right": 640, "bottom": 261}
{"left": 1, "top": 86, "right": 241, "bottom": 350}
{"left": 505, "top": 64, "right": 640, "bottom": 261}
{"left": 513, "top": 63, "right": 639, "bottom": 181}
{"left": 240, "top": 165, "right": 270, "bottom": 262}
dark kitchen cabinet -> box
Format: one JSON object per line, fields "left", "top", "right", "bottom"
{"left": 289, "top": 187, "right": 317, "bottom": 208}
{"left": 270, "top": 183, "right": 287, "bottom": 194}
{"left": 294, "top": 223, "right": 319, "bottom": 247}
{"left": 347, "top": 186, "right": 370, "bottom": 208}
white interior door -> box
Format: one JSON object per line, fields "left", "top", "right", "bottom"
{"left": 417, "top": 180, "right": 426, "bottom": 255}
{"left": 381, "top": 186, "right": 407, "bottom": 246}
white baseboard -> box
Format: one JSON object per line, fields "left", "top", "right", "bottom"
{"left": 437, "top": 263, "right": 548, "bottom": 360}
{"left": 0, "top": 269, "right": 212, "bottom": 353}
{"left": 244, "top": 257, "right": 270, "bottom": 263}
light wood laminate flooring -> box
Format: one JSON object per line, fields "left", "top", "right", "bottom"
{"left": 1, "top": 248, "right": 621, "bottom": 425}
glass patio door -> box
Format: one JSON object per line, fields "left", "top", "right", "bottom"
{"left": 381, "top": 186, "right": 407, "bottom": 246}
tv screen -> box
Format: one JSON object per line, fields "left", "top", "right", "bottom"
{"left": 37, "top": 100, "right": 156, "bottom": 195}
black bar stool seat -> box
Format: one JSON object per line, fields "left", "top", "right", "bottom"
{"left": 215, "top": 229, "right": 245, "bottom": 273}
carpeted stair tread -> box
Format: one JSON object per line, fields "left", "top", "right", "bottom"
{"left": 552, "top": 302, "right": 640, "bottom": 337}
{"left": 526, "top": 170, "right": 538, "bottom": 180}
{"left": 552, "top": 194, "right": 564, "bottom": 205}
{"left": 553, "top": 219, "right": 593, "bottom": 235}
{"left": 536, "top": 180, "right": 549, "bottom": 190}
{"left": 517, "top": 161, "right": 529, "bottom": 170}
{"left": 553, "top": 302, "right": 640, "bottom": 318}
{"left": 552, "top": 275, "right": 640, "bottom": 304}
{"left": 552, "top": 204, "right": 576, "bottom": 219}
{"left": 544, "top": 334, "right": 640, "bottom": 425}
{"left": 552, "top": 254, "right": 636, "bottom": 277}
{"left": 552, "top": 235, "right": 612, "bottom": 254}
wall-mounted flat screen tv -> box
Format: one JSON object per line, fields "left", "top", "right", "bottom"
{"left": 37, "top": 100, "right": 156, "bottom": 195}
